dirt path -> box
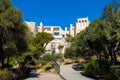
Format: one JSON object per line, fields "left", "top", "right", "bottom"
{"left": 24, "top": 73, "right": 63, "bottom": 80}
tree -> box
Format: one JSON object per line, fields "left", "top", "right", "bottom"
{"left": 32, "top": 32, "right": 54, "bottom": 54}
{"left": 64, "top": 0, "right": 120, "bottom": 79}
{"left": 58, "top": 45, "right": 64, "bottom": 54}
{"left": 0, "top": 0, "right": 28, "bottom": 68}
{"left": 65, "top": 34, "right": 74, "bottom": 48}
{"left": 0, "top": 0, "right": 12, "bottom": 13}
{"left": 101, "top": 0, "right": 120, "bottom": 64}
{"left": 42, "top": 53, "right": 62, "bottom": 63}
{"left": 64, "top": 46, "right": 78, "bottom": 61}
{"left": 42, "top": 53, "right": 53, "bottom": 62}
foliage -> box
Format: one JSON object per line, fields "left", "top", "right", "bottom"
{"left": 0, "top": 0, "right": 29, "bottom": 68}
{"left": 68, "top": 0, "right": 120, "bottom": 79}
{"left": 110, "top": 65, "right": 120, "bottom": 80}
{"left": 97, "top": 60, "right": 111, "bottom": 76}
{"left": 100, "top": 0, "right": 120, "bottom": 64}
{"left": 58, "top": 45, "right": 64, "bottom": 54}
{"left": 65, "top": 34, "right": 74, "bottom": 47}
{"left": 0, "top": 0, "right": 12, "bottom": 13}
{"left": 42, "top": 53, "right": 62, "bottom": 62}
{"left": 40, "top": 63, "right": 52, "bottom": 72}
{"left": 83, "top": 59, "right": 98, "bottom": 77}
{"left": 69, "top": 0, "right": 120, "bottom": 64}
{"left": 65, "top": 34, "right": 74, "bottom": 43}
{"left": 32, "top": 32, "right": 54, "bottom": 52}
{"left": 0, "top": 69, "right": 13, "bottom": 80}
{"left": 83, "top": 59, "right": 111, "bottom": 78}
{"left": 42, "top": 53, "right": 53, "bottom": 62}
{"left": 0, "top": 0, "right": 54, "bottom": 80}
{"left": 64, "top": 46, "right": 78, "bottom": 59}
{"left": 0, "top": 1, "right": 38, "bottom": 80}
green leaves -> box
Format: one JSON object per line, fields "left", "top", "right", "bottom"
{"left": 42, "top": 53, "right": 62, "bottom": 62}
{"left": 42, "top": 53, "right": 53, "bottom": 62}
{"left": 0, "top": 0, "right": 28, "bottom": 68}
{"left": 64, "top": 47, "right": 77, "bottom": 59}
{"left": 69, "top": 0, "right": 120, "bottom": 64}
{"left": 0, "top": 0, "right": 12, "bottom": 13}
{"left": 5, "top": 8, "right": 22, "bottom": 24}
{"left": 33, "top": 32, "right": 54, "bottom": 52}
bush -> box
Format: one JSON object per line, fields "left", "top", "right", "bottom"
{"left": 110, "top": 65, "right": 120, "bottom": 80}
{"left": 83, "top": 59, "right": 111, "bottom": 79}
{"left": 42, "top": 53, "right": 53, "bottom": 62}
{"left": 41, "top": 63, "right": 53, "bottom": 72}
{"left": 40, "top": 60, "right": 47, "bottom": 65}
{"left": 0, "top": 69, "right": 13, "bottom": 80}
{"left": 45, "top": 66, "right": 52, "bottom": 71}
{"left": 83, "top": 59, "right": 98, "bottom": 77}
{"left": 97, "top": 60, "right": 111, "bottom": 76}
{"left": 0, "top": 68, "right": 32, "bottom": 80}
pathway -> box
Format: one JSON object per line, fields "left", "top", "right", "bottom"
{"left": 60, "top": 64, "right": 94, "bottom": 80}
{"left": 24, "top": 72, "right": 63, "bottom": 80}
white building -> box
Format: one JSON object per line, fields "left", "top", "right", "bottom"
{"left": 75, "top": 17, "right": 89, "bottom": 35}
{"left": 37, "top": 23, "right": 69, "bottom": 54}
{"left": 25, "top": 17, "right": 89, "bottom": 54}
{"left": 25, "top": 21, "right": 37, "bottom": 35}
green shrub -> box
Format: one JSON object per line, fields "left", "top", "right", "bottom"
{"left": 0, "top": 69, "right": 13, "bottom": 80}
{"left": 40, "top": 60, "right": 47, "bottom": 65}
{"left": 83, "top": 59, "right": 111, "bottom": 78}
{"left": 42, "top": 53, "right": 53, "bottom": 62}
{"left": 97, "top": 60, "right": 111, "bottom": 76}
{"left": 110, "top": 65, "right": 120, "bottom": 80}
{"left": 83, "top": 59, "right": 98, "bottom": 77}
{"left": 9, "top": 58, "right": 18, "bottom": 67}
{"left": 45, "top": 66, "right": 52, "bottom": 71}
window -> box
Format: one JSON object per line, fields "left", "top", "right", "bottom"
{"left": 62, "top": 35, "right": 65, "bottom": 38}
{"left": 53, "top": 27, "right": 59, "bottom": 31}
{"left": 54, "top": 32, "right": 59, "bottom": 36}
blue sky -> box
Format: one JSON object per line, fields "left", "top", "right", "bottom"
{"left": 11, "top": 0, "right": 112, "bottom": 29}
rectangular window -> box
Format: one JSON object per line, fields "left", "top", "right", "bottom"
{"left": 54, "top": 32, "right": 59, "bottom": 36}
{"left": 62, "top": 35, "right": 65, "bottom": 38}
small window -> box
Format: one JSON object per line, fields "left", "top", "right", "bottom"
{"left": 62, "top": 35, "right": 65, "bottom": 38}
{"left": 79, "top": 21, "right": 81, "bottom": 23}
{"left": 54, "top": 32, "right": 59, "bottom": 36}
{"left": 51, "top": 45, "right": 54, "bottom": 47}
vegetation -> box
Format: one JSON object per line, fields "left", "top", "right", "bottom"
{"left": 58, "top": 45, "right": 64, "bottom": 54}
{"left": 64, "top": 46, "right": 77, "bottom": 60}
{"left": 33, "top": 32, "right": 54, "bottom": 53}
{"left": 110, "top": 65, "right": 120, "bottom": 80}
{"left": 64, "top": 0, "right": 120, "bottom": 79}
{"left": 1, "top": 0, "right": 120, "bottom": 80}
{"left": 0, "top": 0, "right": 29, "bottom": 68}
{"left": 42, "top": 53, "right": 62, "bottom": 63}
{"left": 32, "top": 32, "right": 54, "bottom": 65}
{"left": 0, "top": 0, "right": 54, "bottom": 79}
{"left": 0, "top": 69, "right": 13, "bottom": 80}
{"left": 65, "top": 34, "right": 74, "bottom": 48}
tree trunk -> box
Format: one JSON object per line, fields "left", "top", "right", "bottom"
{"left": 109, "top": 47, "right": 114, "bottom": 63}
{"left": 109, "top": 52, "right": 114, "bottom": 63}
{"left": 7, "top": 56, "right": 10, "bottom": 68}
{"left": 0, "top": 40, "right": 5, "bottom": 68}
{"left": 113, "top": 50, "right": 117, "bottom": 64}
{"left": 1, "top": 57, "right": 5, "bottom": 68}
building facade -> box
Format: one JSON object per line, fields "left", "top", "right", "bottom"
{"left": 25, "top": 17, "right": 89, "bottom": 54}
{"left": 25, "top": 21, "right": 37, "bottom": 35}
{"left": 69, "top": 17, "right": 89, "bottom": 37}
